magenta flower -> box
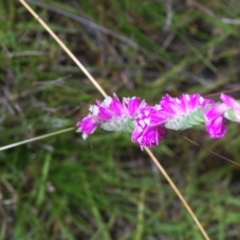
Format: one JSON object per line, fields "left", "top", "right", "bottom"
{"left": 204, "top": 104, "right": 228, "bottom": 138}
{"left": 77, "top": 116, "right": 98, "bottom": 140}
{"left": 131, "top": 105, "right": 167, "bottom": 148}
{"left": 97, "top": 95, "right": 146, "bottom": 120}
{"left": 160, "top": 93, "right": 214, "bottom": 130}
{"left": 77, "top": 94, "right": 147, "bottom": 139}
{"left": 220, "top": 93, "right": 240, "bottom": 122}
{"left": 132, "top": 125, "right": 165, "bottom": 149}
{"left": 97, "top": 96, "right": 123, "bottom": 121}
{"left": 98, "top": 95, "right": 147, "bottom": 132}
{"left": 77, "top": 104, "right": 99, "bottom": 139}
{"left": 77, "top": 92, "right": 239, "bottom": 147}
{"left": 160, "top": 93, "right": 214, "bottom": 117}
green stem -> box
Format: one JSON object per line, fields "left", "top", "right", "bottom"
{"left": 0, "top": 127, "right": 75, "bottom": 151}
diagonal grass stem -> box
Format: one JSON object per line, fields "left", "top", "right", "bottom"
{"left": 144, "top": 147, "right": 210, "bottom": 240}
{"left": 19, "top": 0, "right": 107, "bottom": 98}
{"left": 0, "top": 127, "right": 74, "bottom": 151}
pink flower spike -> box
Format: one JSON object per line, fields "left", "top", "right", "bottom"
{"left": 77, "top": 94, "right": 149, "bottom": 141}
{"left": 204, "top": 104, "right": 227, "bottom": 138}
{"left": 160, "top": 93, "right": 214, "bottom": 130}
{"left": 77, "top": 116, "right": 99, "bottom": 140}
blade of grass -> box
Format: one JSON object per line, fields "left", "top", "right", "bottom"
{"left": 36, "top": 153, "right": 52, "bottom": 206}
{"left": 135, "top": 187, "right": 146, "bottom": 240}
{"left": 81, "top": 172, "right": 112, "bottom": 240}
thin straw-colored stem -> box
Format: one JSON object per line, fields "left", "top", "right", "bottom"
{"left": 0, "top": 127, "right": 74, "bottom": 151}
{"left": 19, "top": 0, "right": 107, "bottom": 98}
{"left": 18, "top": 1, "right": 210, "bottom": 239}
{"left": 144, "top": 147, "right": 210, "bottom": 240}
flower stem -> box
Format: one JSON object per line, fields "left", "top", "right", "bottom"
{"left": 144, "top": 147, "right": 210, "bottom": 240}
{"left": 19, "top": 0, "right": 107, "bottom": 98}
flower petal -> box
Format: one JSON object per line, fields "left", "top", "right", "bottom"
{"left": 206, "top": 116, "right": 227, "bottom": 138}
{"left": 220, "top": 93, "right": 238, "bottom": 109}
{"left": 77, "top": 116, "right": 99, "bottom": 139}
{"left": 132, "top": 125, "right": 165, "bottom": 148}
{"left": 204, "top": 104, "right": 227, "bottom": 138}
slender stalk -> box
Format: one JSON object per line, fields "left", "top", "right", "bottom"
{"left": 18, "top": 1, "right": 210, "bottom": 239}
{"left": 0, "top": 128, "right": 74, "bottom": 151}
{"left": 19, "top": 0, "right": 107, "bottom": 98}
{"left": 182, "top": 135, "right": 240, "bottom": 168}
{"left": 144, "top": 147, "right": 210, "bottom": 240}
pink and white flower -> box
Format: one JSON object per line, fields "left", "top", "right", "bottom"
{"left": 131, "top": 105, "right": 167, "bottom": 148}
{"left": 77, "top": 105, "right": 99, "bottom": 139}
{"left": 77, "top": 94, "right": 146, "bottom": 139}
{"left": 160, "top": 93, "right": 214, "bottom": 130}
{"left": 160, "top": 93, "right": 214, "bottom": 117}
{"left": 77, "top": 92, "right": 240, "bottom": 147}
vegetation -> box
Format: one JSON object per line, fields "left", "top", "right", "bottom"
{"left": 1, "top": 0, "right": 240, "bottom": 239}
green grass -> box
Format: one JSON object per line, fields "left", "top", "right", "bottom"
{"left": 1, "top": 0, "right": 240, "bottom": 239}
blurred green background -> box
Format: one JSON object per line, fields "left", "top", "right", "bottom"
{"left": 1, "top": 0, "right": 240, "bottom": 239}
